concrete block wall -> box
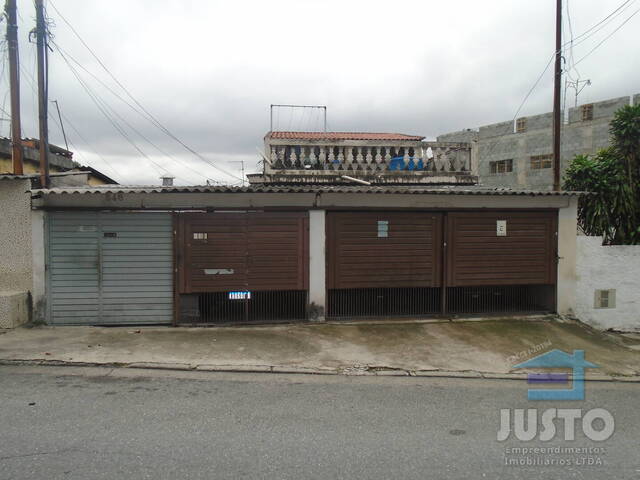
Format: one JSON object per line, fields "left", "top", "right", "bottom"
{"left": 478, "top": 121, "right": 513, "bottom": 139}
{"left": 0, "top": 178, "right": 33, "bottom": 327}
{"left": 521, "top": 112, "right": 553, "bottom": 131}
{"left": 575, "top": 236, "right": 640, "bottom": 332}
{"left": 436, "top": 129, "right": 478, "bottom": 143}
{"left": 568, "top": 96, "right": 629, "bottom": 123}
{"left": 439, "top": 94, "right": 639, "bottom": 190}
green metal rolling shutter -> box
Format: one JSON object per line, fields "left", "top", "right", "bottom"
{"left": 48, "top": 212, "right": 173, "bottom": 325}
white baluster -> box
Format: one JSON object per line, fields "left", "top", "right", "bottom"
{"left": 356, "top": 147, "right": 364, "bottom": 164}
{"left": 290, "top": 147, "right": 298, "bottom": 167}
{"left": 365, "top": 147, "right": 373, "bottom": 164}
{"left": 346, "top": 148, "right": 353, "bottom": 165}
{"left": 318, "top": 147, "right": 326, "bottom": 165}
{"left": 375, "top": 147, "right": 382, "bottom": 164}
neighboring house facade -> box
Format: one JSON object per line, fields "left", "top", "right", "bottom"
{"left": 0, "top": 137, "right": 117, "bottom": 186}
{"left": 438, "top": 93, "right": 640, "bottom": 189}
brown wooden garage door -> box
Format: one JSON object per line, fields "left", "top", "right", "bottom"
{"left": 445, "top": 211, "right": 557, "bottom": 287}
{"left": 177, "top": 212, "right": 308, "bottom": 293}
{"left": 327, "top": 212, "right": 443, "bottom": 289}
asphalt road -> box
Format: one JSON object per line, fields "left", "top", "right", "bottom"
{"left": 0, "top": 366, "right": 638, "bottom": 480}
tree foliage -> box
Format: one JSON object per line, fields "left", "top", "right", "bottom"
{"left": 563, "top": 104, "right": 640, "bottom": 245}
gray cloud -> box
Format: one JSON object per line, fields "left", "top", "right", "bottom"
{"left": 4, "top": 0, "right": 639, "bottom": 185}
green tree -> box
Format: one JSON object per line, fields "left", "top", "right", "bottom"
{"left": 563, "top": 104, "right": 640, "bottom": 245}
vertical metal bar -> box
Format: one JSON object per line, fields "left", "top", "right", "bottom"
{"left": 441, "top": 214, "right": 448, "bottom": 315}
{"left": 323, "top": 106, "right": 327, "bottom": 132}
{"left": 172, "top": 213, "right": 179, "bottom": 326}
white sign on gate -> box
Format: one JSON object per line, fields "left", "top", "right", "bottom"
{"left": 497, "top": 220, "right": 507, "bottom": 236}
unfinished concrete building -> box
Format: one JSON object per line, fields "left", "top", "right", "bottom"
{"left": 438, "top": 94, "right": 639, "bottom": 189}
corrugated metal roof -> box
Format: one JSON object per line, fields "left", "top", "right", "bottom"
{"left": 34, "top": 185, "right": 583, "bottom": 196}
{"left": 266, "top": 132, "right": 425, "bottom": 141}
{"left": 0, "top": 174, "right": 38, "bottom": 180}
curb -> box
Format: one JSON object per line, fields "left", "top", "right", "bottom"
{"left": 1, "top": 358, "right": 639, "bottom": 382}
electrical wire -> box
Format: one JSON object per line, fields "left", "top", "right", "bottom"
{"left": 16, "top": 52, "right": 124, "bottom": 180}
{"left": 566, "top": 0, "right": 635, "bottom": 47}
{"left": 476, "top": 0, "right": 639, "bottom": 162}
{"left": 57, "top": 51, "right": 176, "bottom": 180}
{"left": 572, "top": 7, "right": 640, "bottom": 67}
{"left": 52, "top": 43, "right": 212, "bottom": 183}
{"left": 47, "top": 0, "right": 244, "bottom": 183}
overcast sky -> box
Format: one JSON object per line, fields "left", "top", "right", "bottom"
{"left": 2, "top": 0, "right": 639, "bottom": 185}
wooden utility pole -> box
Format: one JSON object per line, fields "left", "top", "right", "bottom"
{"left": 5, "top": 0, "right": 23, "bottom": 174}
{"left": 35, "top": 0, "right": 50, "bottom": 188}
{"left": 552, "top": 0, "right": 562, "bottom": 191}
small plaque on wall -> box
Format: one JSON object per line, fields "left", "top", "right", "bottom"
{"left": 496, "top": 220, "right": 507, "bottom": 236}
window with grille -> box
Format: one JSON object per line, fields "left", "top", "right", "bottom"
{"left": 490, "top": 159, "right": 513, "bottom": 174}
{"left": 516, "top": 118, "right": 527, "bottom": 133}
{"left": 530, "top": 154, "right": 553, "bottom": 170}
{"left": 582, "top": 104, "right": 594, "bottom": 121}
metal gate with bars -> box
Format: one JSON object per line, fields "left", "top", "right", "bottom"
{"left": 47, "top": 211, "right": 174, "bottom": 325}
{"left": 176, "top": 211, "right": 309, "bottom": 324}
{"left": 326, "top": 210, "right": 557, "bottom": 318}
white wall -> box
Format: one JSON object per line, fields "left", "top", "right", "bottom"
{"left": 576, "top": 236, "right": 640, "bottom": 331}
{"left": 557, "top": 197, "right": 578, "bottom": 315}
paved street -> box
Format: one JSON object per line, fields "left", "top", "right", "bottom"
{"left": 0, "top": 366, "right": 638, "bottom": 480}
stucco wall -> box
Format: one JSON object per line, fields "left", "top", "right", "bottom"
{"left": 0, "top": 178, "right": 33, "bottom": 327}
{"left": 575, "top": 236, "right": 640, "bottom": 331}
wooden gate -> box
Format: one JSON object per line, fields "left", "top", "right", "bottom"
{"left": 444, "top": 211, "right": 557, "bottom": 313}
{"left": 326, "top": 212, "right": 443, "bottom": 317}
{"left": 176, "top": 211, "right": 308, "bottom": 323}
{"left": 325, "top": 210, "right": 557, "bottom": 318}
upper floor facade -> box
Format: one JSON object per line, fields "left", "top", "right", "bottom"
{"left": 248, "top": 131, "right": 477, "bottom": 185}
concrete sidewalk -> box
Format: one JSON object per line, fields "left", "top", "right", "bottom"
{"left": 1, "top": 317, "right": 639, "bottom": 379}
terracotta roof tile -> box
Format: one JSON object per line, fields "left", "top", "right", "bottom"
{"left": 266, "top": 131, "right": 425, "bottom": 141}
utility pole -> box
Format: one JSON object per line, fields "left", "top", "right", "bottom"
{"left": 35, "top": 0, "right": 50, "bottom": 188}
{"left": 552, "top": 0, "right": 562, "bottom": 191}
{"left": 5, "top": 0, "right": 23, "bottom": 174}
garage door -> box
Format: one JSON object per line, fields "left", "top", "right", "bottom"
{"left": 445, "top": 211, "right": 557, "bottom": 313}
{"left": 326, "top": 212, "right": 443, "bottom": 317}
{"left": 47, "top": 212, "right": 174, "bottom": 325}
{"left": 176, "top": 211, "right": 308, "bottom": 323}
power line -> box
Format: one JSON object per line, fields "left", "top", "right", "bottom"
{"left": 568, "top": 0, "right": 635, "bottom": 46}
{"left": 57, "top": 51, "right": 174, "bottom": 179}
{"left": 17, "top": 56, "right": 124, "bottom": 179}
{"left": 572, "top": 7, "right": 640, "bottom": 67}
{"left": 47, "top": 0, "right": 243, "bottom": 183}
{"left": 476, "top": 0, "right": 638, "bottom": 163}
{"left": 53, "top": 44, "right": 211, "bottom": 184}
{"left": 51, "top": 41, "right": 228, "bottom": 183}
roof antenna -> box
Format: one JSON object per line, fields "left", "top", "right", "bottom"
{"left": 270, "top": 104, "right": 327, "bottom": 132}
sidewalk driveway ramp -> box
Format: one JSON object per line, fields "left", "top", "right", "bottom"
{"left": 0, "top": 318, "right": 639, "bottom": 378}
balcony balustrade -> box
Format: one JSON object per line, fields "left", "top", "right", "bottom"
{"left": 267, "top": 143, "right": 471, "bottom": 174}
